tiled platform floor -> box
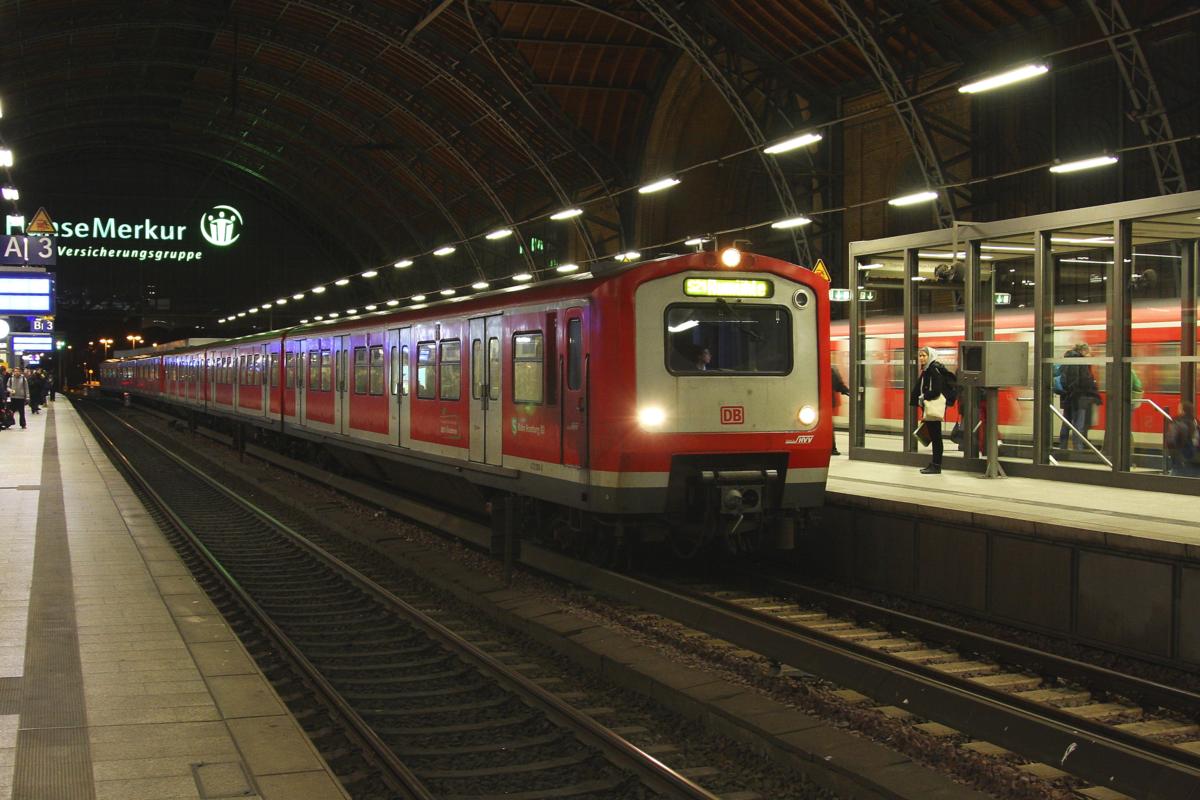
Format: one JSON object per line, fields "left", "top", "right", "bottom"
{"left": 828, "top": 444, "right": 1200, "bottom": 553}
{"left": 0, "top": 401, "right": 348, "bottom": 800}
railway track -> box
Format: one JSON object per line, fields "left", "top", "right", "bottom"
{"left": 93, "top": 397, "right": 1200, "bottom": 798}
{"left": 77, "top": 401, "right": 721, "bottom": 800}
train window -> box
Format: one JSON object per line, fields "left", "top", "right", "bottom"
{"left": 567, "top": 318, "right": 582, "bottom": 391}
{"left": 472, "top": 339, "right": 483, "bottom": 400}
{"left": 401, "top": 345, "right": 410, "bottom": 396}
{"left": 337, "top": 349, "right": 347, "bottom": 393}
{"left": 369, "top": 345, "right": 385, "bottom": 395}
{"left": 308, "top": 351, "right": 320, "bottom": 389}
{"left": 664, "top": 304, "right": 792, "bottom": 375}
{"left": 269, "top": 353, "right": 280, "bottom": 387}
{"left": 353, "top": 347, "right": 369, "bottom": 394}
{"left": 417, "top": 342, "right": 436, "bottom": 399}
{"left": 285, "top": 352, "right": 296, "bottom": 389}
{"left": 440, "top": 339, "right": 462, "bottom": 401}
{"left": 488, "top": 338, "right": 500, "bottom": 401}
{"left": 239, "top": 354, "right": 247, "bottom": 384}
{"left": 320, "top": 349, "right": 333, "bottom": 392}
{"left": 513, "top": 332, "right": 544, "bottom": 404}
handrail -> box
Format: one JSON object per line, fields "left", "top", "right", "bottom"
{"left": 1133, "top": 397, "right": 1173, "bottom": 423}
{"left": 1048, "top": 404, "right": 1113, "bottom": 467}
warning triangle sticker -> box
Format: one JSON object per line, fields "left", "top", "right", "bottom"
{"left": 26, "top": 207, "right": 55, "bottom": 235}
{"left": 812, "top": 258, "right": 831, "bottom": 282}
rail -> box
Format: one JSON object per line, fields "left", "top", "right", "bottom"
{"left": 1048, "top": 403, "right": 1113, "bottom": 466}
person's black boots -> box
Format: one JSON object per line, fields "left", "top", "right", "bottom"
{"left": 920, "top": 464, "right": 942, "bottom": 474}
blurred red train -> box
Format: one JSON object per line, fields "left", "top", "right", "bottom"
{"left": 101, "top": 250, "right": 831, "bottom": 558}
{"left": 831, "top": 299, "right": 1189, "bottom": 447}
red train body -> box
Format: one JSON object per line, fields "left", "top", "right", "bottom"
{"left": 103, "top": 251, "right": 831, "bottom": 556}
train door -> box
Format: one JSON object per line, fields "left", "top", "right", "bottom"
{"left": 388, "top": 327, "right": 411, "bottom": 447}
{"left": 336, "top": 335, "right": 350, "bottom": 434}
{"left": 561, "top": 307, "right": 588, "bottom": 467}
{"left": 259, "top": 344, "right": 271, "bottom": 418}
{"left": 468, "top": 315, "right": 503, "bottom": 465}
{"left": 294, "top": 339, "right": 307, "bottom": 421}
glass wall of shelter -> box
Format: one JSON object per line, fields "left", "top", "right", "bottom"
{"left": 846, "top": 190, "right": 1200, "bottom": 488}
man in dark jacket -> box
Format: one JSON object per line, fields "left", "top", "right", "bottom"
{"left": 28, "top": 370, "right": 45, "bottom": 414}
{"left": 1061, "top": 343, "right": 1101, "bottom": 450}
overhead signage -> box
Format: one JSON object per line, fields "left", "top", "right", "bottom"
{"left": 812, "top": 258, "right": 832, "bottom": 282}
{"left": 25, "top": 207, "right": 55, "bottom": 235}
{"left": 12, "top": 334, "right": 54, "bottom": 352}
{"left": 995, "top": 292, "right": 1012, "bottom": 306}
{"left": 1, "top": 235, "right": 56, "bottom": 265}
{"left": 30, "top": 316, "right": 54, "bottom": 332}
{"left": 830, "top": 288, "right": 877, "bottom": 302}
{"left": 683, "top": 278, "right": 773, "bottom": 298}
{"left": 0, "top": 273, "right": 54, "bottom": 314}
{"left": 52, "top": 203, "right": 244, "bottom": 263}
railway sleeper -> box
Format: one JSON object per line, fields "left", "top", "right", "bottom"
{"left": 335, "top": 665, "right": 469, "bottom": 688}
{"left": 392, "top": 731, "right": 566, "bottom": 757}
{"left": 415, "top": 752, "right": 593, "bottom": 779}
{"left": 1064, "top": 702, "right": 1143, "bottom": 721}
{"left": 359, "top": 694, "right": 511, "bottom": 717}
{"left": 439, "top": 776, "right": 629, "bottom": 800}
{"left": 373, "top": 713, "right": 538, "bottom": 735}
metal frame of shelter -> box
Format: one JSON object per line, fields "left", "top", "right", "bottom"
{"left": 847, "top": 190, "right": 1200, "bottom": 492}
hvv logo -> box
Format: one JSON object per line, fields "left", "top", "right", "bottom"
{"left": 200, "top": 205, "right": 243, "bottom": 246}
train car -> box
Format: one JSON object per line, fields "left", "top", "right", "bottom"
{"left": 830, "top": 299, "right": 1185, "bottom": 448}
{"left": 102, "top": 249, "right": 831, "bottom": 557}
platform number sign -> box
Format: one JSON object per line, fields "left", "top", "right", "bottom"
{"left": 720, "top": 406, "right": 745, "bottom": 425}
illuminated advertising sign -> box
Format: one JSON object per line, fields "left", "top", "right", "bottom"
{"left": 0, "top": 273, "right": 54, "bottom": 314}
{"left": 51, "top": 204, "right": 243, "bottom": 263}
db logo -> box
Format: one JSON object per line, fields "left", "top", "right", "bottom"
{"left": 720, "top": 406, "right": 745, "bottom": 425}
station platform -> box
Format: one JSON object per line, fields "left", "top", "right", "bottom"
{"left": 817, "top": 449, "right": 1200, "bottom": 664}
{"left": 0, "top": 401, "right": 348, "bottom": 800}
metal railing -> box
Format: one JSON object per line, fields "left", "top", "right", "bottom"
{"left": 1048, "top": 404, "right": 1113, "bottom": 467}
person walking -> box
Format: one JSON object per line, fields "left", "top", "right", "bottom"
{"left": 28, "top": 369, "right": 45, "bottom": 414}
{"left": 831, "top": 364, "right": 850, "bottom": 456}
{"left": 8, "top": 367, "right": 29, "bottom": 429}
{"left": 911, "top": 346, "right": 949, "bottom": 474}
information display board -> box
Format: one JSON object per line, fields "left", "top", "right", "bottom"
{"left": 0, "top": 272, "right": 54, "bottom": 314}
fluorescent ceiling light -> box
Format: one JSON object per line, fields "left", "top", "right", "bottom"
{"left": 249, "top": 307, "right": 259, "bottom": 312}
{"left": 486, "top": 228, "right": 513, "bottom": 240}
{"left": 311, "top": 286, "right": 326, "bottom": 293}
{"left": 275, "top": 298, "right": 287, "bottom": 305}
{"left": 334, "top": 278, "right": 350, "bottom": 286}
{"left": 684, "top": 237, "right": 709, "bottom": 247}
{"left": 2, "top": 187, "right": 18, "bottom": 201}
{"left": 472, "top": 281, "right": 490, "bottom": 290}
{"left": 858, "top": 263, "right": 883, "bottom": 270}
{"left": 889, "top": 190, "right": 938, "bottom": 206}
{"left": 300, "top": 319, "right": 309, "bottom": 324}
{"left": 771, "top": 216, "right": 811, "bottom": 229}
{"left": 346, "top": 308, "right": 358, "bottom": 315}
{"left": 616, "top": 251, "right": 641, "bottom": 262}
{"left": 550, "top": 207, "right": 583, "bottom": 220}
{"left": 292, "top": 293, "right": 305, "bottom": 300}
{"left": 0, "top": 150, "right": 12, "bottom": 167}
{"left": 364, "top": 304, "right": 377, "bottom": 311}
{"left": 440, "top": 288, "right": 456, "bottom": 296}
{"left": 1061, "top": 258, "right": 1114, "bottom": 264}
{"left": 918, "top": 251, "right": 966, "bottom": 259}
{"left": 237, "top": 312, "right": 246, "bottom": 317}
{"left": 361, "top": 270, "right": 378, "bottom": 278}
{"left": 1050, "top": 236, "right": 1114, "bottom": 244}
{"left": 394, "top": 259, "right": 413, "bottom": 269}
{"left": 328, "top": 312, "right": 340, "bottom": 318}
{"left": 763, "top": 132, "right": 823, "bottom": 154}
{"left": 1049, "top": 155, "right": 1118, "bottom": 174}
{"left": 981, "top": 244, "right": 1036, "bottom": 253}
{"left": 555, "top": 263, "right": 579, "bottom": 273}
{"left": 386, "top": 299, "right": 400, "bottom": 306}
{"left": 959, "top": 63, "right": 1049, "bottom": 94}
{"left": 513, "top": 273, "right": 534, "bottom": 282}
{"left": 638, "top": 177, "right": 680, "bottom": 194}
{"left": 411, "top": 294, "right": 427, "bottom": 302}
{"left": 1133, "top": 252, "right": 1182, "bottom": 260}
{"left": 314, "top": 315, "right": 324, "bottom": 320}
{"left": 433, "top": 245, "right": 456, "bottom": 256}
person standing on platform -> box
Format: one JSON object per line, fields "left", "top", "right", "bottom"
{"left": 1166, "top": 401, "right": 1199, "bottom": 477}
{"left": 911, "top": 346, "right": 948, "bottom": 474}
{"left": 28, "top": 369, "right": 45, "bottom": 415}
{"left": 1062, "top": 343, "right": 1101, "bottom": 450}
{"left": 0, "top": 364, "right": 9, "bottom": 431}
{"left": 831, "top": 365, "right": 850, "bottom": 455}
{"left": 8, "top": 367, "right": 29, "bottom": 430}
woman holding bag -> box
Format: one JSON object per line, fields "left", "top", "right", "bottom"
{"left": 911, "top": 346, "right": 948, "bottom": 474}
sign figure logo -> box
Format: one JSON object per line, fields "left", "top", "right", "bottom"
{"left": 200, "top": 205, "right": 243, "bottom": 246}
{"left": 720, "top": 406, "right": 745, "bottom": 425}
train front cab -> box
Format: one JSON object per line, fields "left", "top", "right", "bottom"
{"left": 600, "top": 253, "right": 830, "bottom": 553}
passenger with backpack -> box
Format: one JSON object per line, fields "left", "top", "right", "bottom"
{"left": 1060, "top": 343, "right": 1101, "bottom": 450}
{"left": 1166, "top": 402, "right": 1199, "bottom": 477}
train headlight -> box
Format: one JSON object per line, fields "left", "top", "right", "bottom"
{"left": 637, "top": 406, "right": 666, "bottom": 430}
{"left": 797, "top": 405, "right": 818, "bottom": 427}
{"left": 720, "top": 247, "right": 742, "bottom": 268}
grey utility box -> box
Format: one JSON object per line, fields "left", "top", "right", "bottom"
{"left": 957, "top": 340, "right": 1029, "bottom": 387}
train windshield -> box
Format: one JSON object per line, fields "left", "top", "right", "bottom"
{"left": 665, "top": 303, "right": 791, "bottom": 375}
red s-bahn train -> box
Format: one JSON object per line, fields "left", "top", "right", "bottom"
{"left": 101, "top": 250, "right": 831, "bottom": 557}
{"left": 830, "top": 299, "right": 1188, "bottom": 447}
